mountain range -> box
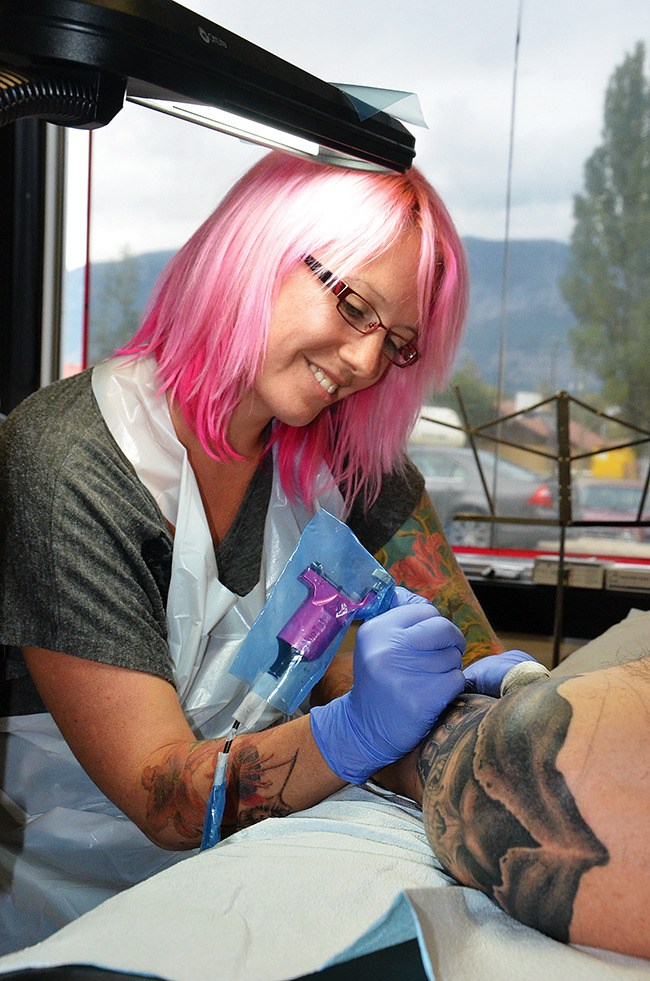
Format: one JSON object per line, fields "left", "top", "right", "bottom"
{"left": 63, "top": 237, "right": 582, "bottom": 396}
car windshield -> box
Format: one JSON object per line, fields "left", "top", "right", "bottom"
{"left": 408, "top": 446, "right": 544, "bottom": 483}
{"left": 408, "top": 449, "right": 462, "bottom": 479}
{"left": 581, "top": 483, "right": 644, "bottom": 511}
{"left": 476, "top": 451, "right": 540, "bottom": 482}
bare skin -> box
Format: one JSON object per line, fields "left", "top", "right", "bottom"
{"left": 381, "top": 660, "right": 650, "bottom": 960}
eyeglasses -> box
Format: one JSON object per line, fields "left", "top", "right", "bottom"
{"left": 303, "top": 255, "right": 420, "bottom": 368}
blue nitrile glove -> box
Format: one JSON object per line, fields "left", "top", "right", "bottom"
{"left": 309, "top": 601, "right": 466, "bottom": 784}
{"left": 390, "top": 585, "right": 432, "bottom": 607}
{"left": 463, "top": 650, "right": 542, "bottom": 697}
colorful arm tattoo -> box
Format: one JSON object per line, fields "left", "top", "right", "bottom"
{"left": 141, "top": 738, "right": 300, "bottom": 843}
{"left": 223, "top": 742, "right": 298, "bottom": 830}
{"left": 142, "top": 740, "right": 215, "bottom": 842}
{"left": 418, "top": 685, "right": 609, "bottom": 943}
{"left": 375, "top": 491, "right": 501, "bottom": 664}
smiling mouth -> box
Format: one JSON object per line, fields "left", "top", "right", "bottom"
{"left": 308, "top": 361, "right": 339, "bottom": 396}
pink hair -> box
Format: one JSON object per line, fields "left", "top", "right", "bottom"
{"left": 119, "top": 151, "right": 468, "bottom": 512}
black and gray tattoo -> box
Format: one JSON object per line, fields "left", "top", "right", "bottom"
{"left": 418, "top": 684, "right": 609, "bottom": 942}
{"left": 225, "top": 743, "right": 298, "bottom": 830}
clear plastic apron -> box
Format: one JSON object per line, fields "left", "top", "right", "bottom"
{"left": 0, "top": 355, "right": 343, "bottom": 952}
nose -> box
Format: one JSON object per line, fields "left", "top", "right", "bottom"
{"left": 338, "top": 328, "right": 386, "bottom": 380}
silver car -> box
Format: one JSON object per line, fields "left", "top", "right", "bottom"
{"left": 570, "top": 475, "right": 650, "bottom": 543}
{"left": 408, "top": 443, "right": 556, "bottom": 550}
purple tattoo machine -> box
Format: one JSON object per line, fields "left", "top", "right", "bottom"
{"left": 201, "top": 509, "right": 395, "bottom": 849}
{"left": 229, "top": 561, "right": 390, "bottom": 729}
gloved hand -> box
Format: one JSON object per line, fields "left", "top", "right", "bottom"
{"left": 390, "top": 585, "right": 432, "bottom": 607}
{"left": 310, "top": 599, "right": 466, "bottom": 784}
{"left": 463, "top": 650, "right": 547, "bottom": 697}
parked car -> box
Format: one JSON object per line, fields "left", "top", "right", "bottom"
{"left": 570, "top": 476, "right": 650, "bottom": 542}
{"left": 408, "top": 443, "right": 556, "bottom": 550}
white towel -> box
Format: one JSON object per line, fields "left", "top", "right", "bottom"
{"left": 331, "top": 888, "right": 649, "bottom": 981}
{"left": 0, "top": 787, "right": 447, "bottom": 980}
{"left": 0, "top": 785, "right": 647, "bottom": 981}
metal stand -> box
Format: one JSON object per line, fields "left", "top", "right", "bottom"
{"left": 419, "top": 391, "right": 650, "bottom": 667}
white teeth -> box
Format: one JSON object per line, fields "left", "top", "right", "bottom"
{"left": 309, "top": 362, "right": 339, "bottom": 395}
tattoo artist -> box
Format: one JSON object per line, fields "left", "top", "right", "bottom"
{"left": 0, "top": 151, "right": 538, "bottom": 951}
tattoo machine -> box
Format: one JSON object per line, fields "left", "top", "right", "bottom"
{"left": 200, "top": 509, "right": 395, "bottom": 850}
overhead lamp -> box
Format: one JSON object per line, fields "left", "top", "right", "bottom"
{"left": 126, "top": 99, "right": 387, "bottom": 171}
{"left": 0, "top": 0, "right": 416, "bottom": 173}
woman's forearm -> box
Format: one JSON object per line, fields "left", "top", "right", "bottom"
{"left": 140, "top": 714, "right": 345, "bottom": 848}
{"left": 24, "top": 646, "right": 346, "bottom": 852}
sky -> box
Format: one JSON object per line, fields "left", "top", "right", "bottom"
{"left": 65, "top": 0, "right": 649, "bottom": 268}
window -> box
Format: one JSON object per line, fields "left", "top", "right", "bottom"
{"left": 60, "top": 0, "right": 649, "bottom": 567}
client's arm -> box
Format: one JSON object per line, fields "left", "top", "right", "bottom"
{"left": 382, "top": 659, "right": 650, "bottom": 960}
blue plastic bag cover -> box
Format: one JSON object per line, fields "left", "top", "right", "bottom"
{"left": 228, "top": 510, "right": 395, "bottom": 716}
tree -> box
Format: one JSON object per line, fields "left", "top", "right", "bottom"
{"left": 561, "top": 42, "right": 650, "bottom": 429}
{"left": 434, "top": 356, "right": 498, "bottom": 424}
{"left": 89, "top": 248, "right": 142, "bottom": 364}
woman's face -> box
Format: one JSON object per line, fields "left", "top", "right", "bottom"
{"left": 249, "top": 227, "right": 421, "bottom": 431}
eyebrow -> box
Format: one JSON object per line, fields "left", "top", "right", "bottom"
{"left": 350, "top": 275, "right": 388, "bottom": 307}
{"left": 351, "top": 278, "right": 419, "bottom": 338}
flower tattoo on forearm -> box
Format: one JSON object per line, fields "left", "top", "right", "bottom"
{"left": 142, "top": 740, "right": 215, "bottom": 840}
{"left": 224, "top": 742, "right": 299, "bottom": 830}
{"left": 141, "top": 739, "right": 300, "bottom": 842}
{"left": 376, "top": 492, "right": 501, "bottom": 663}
